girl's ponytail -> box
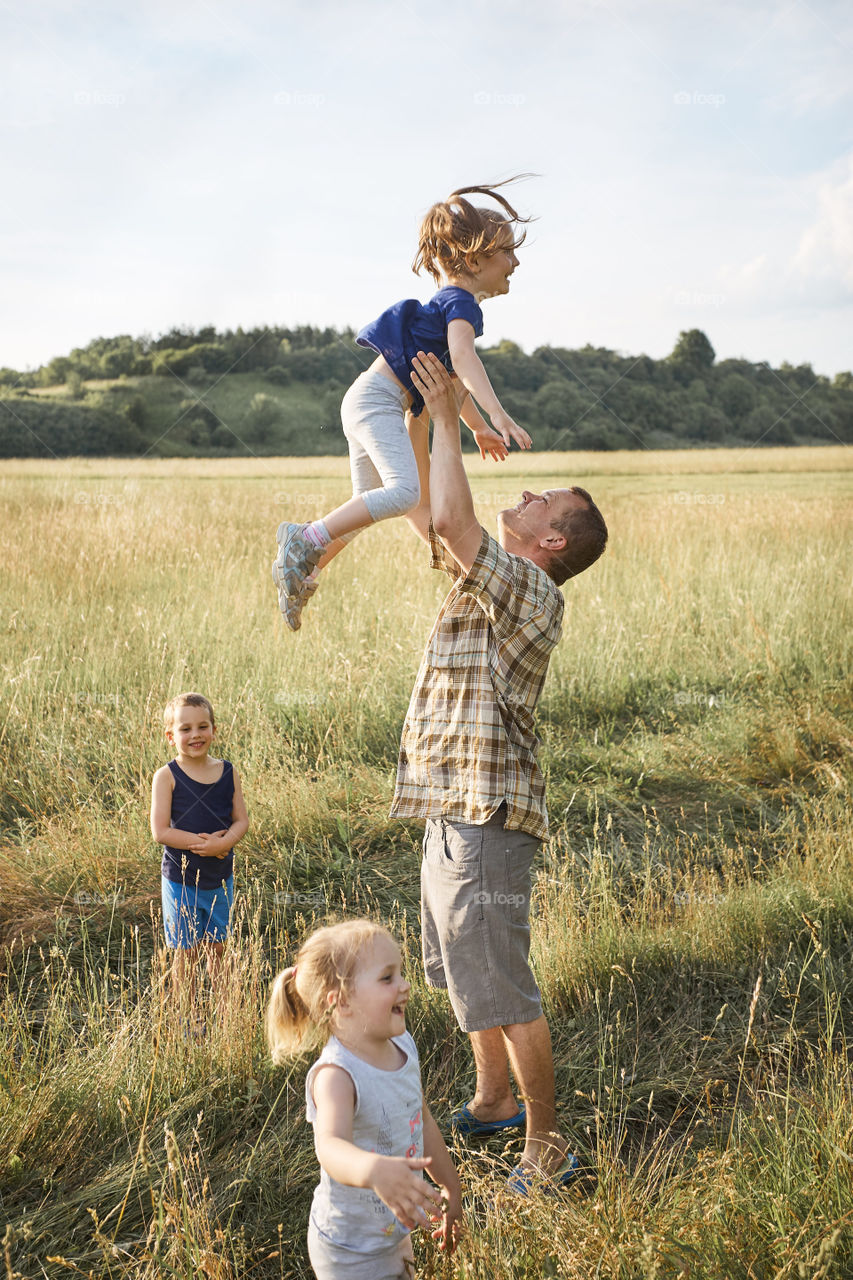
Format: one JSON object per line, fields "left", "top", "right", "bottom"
{"left": 266, "top": 965, "right": 312, "bottom": 1061}
{"left": 266, "top": 919, "right": 398, "bottom": 1061}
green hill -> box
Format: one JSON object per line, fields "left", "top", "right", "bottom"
{"left": 2, "top": 324, "right": 851, "bottom": 456}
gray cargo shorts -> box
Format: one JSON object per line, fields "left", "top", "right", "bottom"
{"left": 420, "top": 803, "right": 542, "bottom": 1033}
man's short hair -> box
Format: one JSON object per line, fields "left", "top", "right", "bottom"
{"left": 545, "top": 487, "right": 608, "bottom": 585}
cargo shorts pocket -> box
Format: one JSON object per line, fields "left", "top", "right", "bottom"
{"left": 435, "top": 819, "right": 481, "bottom": 880}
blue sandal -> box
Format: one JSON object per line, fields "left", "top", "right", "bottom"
{"left": 450, "top": 1102, "right": 527, "bottom": 1138}
{"left": 506, "top": 1153, "right": 581, "bottom": 1195}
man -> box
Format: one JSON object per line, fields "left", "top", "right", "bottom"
{"left": 391, "top": 351, "right": 608, "bottom": 1192}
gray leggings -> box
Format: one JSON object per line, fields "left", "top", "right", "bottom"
{"left": 340, "top": 367, "right": 420, "bottom": 528}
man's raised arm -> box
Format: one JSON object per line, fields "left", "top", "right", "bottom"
{"left": 410, "top": 352, "right": 484, "bottom": 573}
{"left": 404, "top": 404, "right": 433, "bottom": 546}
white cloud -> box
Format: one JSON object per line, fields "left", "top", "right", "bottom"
{"left": 714, "top": 152, "right": 853, "bottom": 313}
{"left": 792, "top": 152, "right": 853, "bottom": 292}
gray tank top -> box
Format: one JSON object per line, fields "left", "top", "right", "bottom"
{"left": 305, "top": 1031, "right": 424, "bottom": 1253}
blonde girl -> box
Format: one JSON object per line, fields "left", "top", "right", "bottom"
{"left": 272, "top": 178, "right": 534, "bottom": 629}
{"left": 267, "top": 919, "right": 462, "bottom": 1279}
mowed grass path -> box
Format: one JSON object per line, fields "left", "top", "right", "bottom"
{"left": 1, "top": 447, "right": 852, "bottom": 1278}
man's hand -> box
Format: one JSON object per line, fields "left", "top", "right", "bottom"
{"left": 411, "top": 353, "right": 466, "bottom": 425}
{"left": 368, "top": 1154, "right": 442, "bottom": 1230}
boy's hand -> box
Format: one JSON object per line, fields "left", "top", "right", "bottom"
{"left": 368, "top": 1155, "right": 441, "bottom": 1231}
{"left": 490, "top": 409, "right": 532, "bottom": 450}
{"left": 189, "top": 830, "right": 231, "bottom": 858}
{"left": 471, "top": 425, "right": 509, "bottom": 462}
{"left": 429, "top": 1190, "right": 463, "bottom": 1254}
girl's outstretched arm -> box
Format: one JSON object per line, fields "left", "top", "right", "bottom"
{"left": 312, "top": 1064, "right": 441, "bottom": 1230}
{"left": 458, "top": 394, "right": 508, "bottom": 461}
{"left": 447, "top": 319, "right": 532, "bottom": 450}
{"left": 422, "top": 1104, "right": 463, "bottom": 1254}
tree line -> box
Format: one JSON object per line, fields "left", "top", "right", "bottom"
{"left": 1, "top": 325, "right": 851, "bottom": 457}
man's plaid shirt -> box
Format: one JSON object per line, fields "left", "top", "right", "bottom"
{"left": 390, "top": 525, "right": 564, "bottom": 841}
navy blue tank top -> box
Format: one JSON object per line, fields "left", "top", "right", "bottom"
{"left": 160, "top": 759, "right": 235, "bottom": 889}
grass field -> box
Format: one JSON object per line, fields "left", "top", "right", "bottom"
{"left": 1, "top": 446, "right": 852, "bottom": 1279}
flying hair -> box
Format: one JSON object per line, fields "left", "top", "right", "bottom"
{"left": 413, "top": 175, "right": 536, "bottom": 284}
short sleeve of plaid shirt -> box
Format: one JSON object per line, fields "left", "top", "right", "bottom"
{"left": 390, "top": 524, "right": 564, "bottom": 839}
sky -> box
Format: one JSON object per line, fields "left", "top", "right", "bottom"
{"left": 2, "top": 0, "right": 852, "bottom": 377}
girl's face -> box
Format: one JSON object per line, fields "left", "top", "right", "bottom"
{"left": 466, "top": 232, "right": 519, "bottom": 300}
{"left": 334, "top": 935, "right": 410, "bottom": 1043}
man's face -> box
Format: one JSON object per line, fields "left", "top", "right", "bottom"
{"left": 497, "top": 488, "right": 586, "bottom": 555}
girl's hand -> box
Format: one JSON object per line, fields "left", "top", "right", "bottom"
{"left": 429, "top": 1190, "right": 463, "bottom": 1254}
{"left": 490, "top": 410, "right": 532, "bottom": 450}
{"left": 369, "top": 1155, "right": 441, "bottom": 1231}
{"left": 472, "top": 425, "right": 509, "bottom": 462}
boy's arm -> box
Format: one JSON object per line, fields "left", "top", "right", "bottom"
{"left": 188, "top": 766, "right": 249, "bottom": 860}
{"left": 150, "top": 766, "right": 202, "bottom": 849}
{"left": 227, "top": 766, "right": 249, "bottom": 843}
{"left": 312, "top": 1065, "right": 440, "bottom": 1229}
{"left": 422, "top": 1103, "right": 462, "bottom": 1253}
{"left": 447, "top": 319, "right": 531, "bottom": 450}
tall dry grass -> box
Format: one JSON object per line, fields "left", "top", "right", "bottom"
{"left": 0, "top": 448, "right": 852, "bottom": 1277}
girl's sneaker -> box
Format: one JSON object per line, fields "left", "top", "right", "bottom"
{"left": 283, "top": 577, "right": 318, "bottom": 631}
{"left": 272, "top": 523, "right": 322, "bottom": 604}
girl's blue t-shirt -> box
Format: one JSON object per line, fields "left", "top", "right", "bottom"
{"left": 160, "top": 759, "right": 235, "bottom": 890}
{"left": 357, "top": 286, "right": 484, "bottom": 415}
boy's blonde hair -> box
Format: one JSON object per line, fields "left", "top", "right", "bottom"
{"left": 163, "top": 691, "right": 215, "bottom": 730}
{"left": 266, "top": 919, "right": 399, "bottom": 1062}
{"left": 413, "top": 176, "right": 533, "bottom": 284}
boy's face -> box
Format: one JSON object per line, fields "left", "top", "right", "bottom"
{"left": 165, "top": 703, "right": 215, "bottom": 759}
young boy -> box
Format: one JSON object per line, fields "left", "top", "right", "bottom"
{"left": 150, "top": 692, "right": 249, "bottom": 1020}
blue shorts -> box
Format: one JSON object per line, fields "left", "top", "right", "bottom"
{"left": 161, "top": 875, "right": 233, "bottom": 950}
